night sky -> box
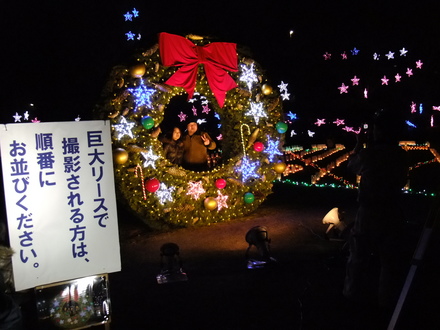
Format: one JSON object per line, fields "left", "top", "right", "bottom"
{"left": 1, "top": 1, "right": 439, "bottom": 143}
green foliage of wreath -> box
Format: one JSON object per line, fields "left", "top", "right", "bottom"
{"left": 93, "top": 36, "right": 286, "bottom": 229}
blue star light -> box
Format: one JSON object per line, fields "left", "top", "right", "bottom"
{"left": 132, "top": 8, "right": 139, "bottom": 17}
{"left": 351, "top": 47, "right": 360, "bottom": 55}
{"left": 264, "top": 137, "right": 283, "bottom": 162}
{"left": 286, "top": 111, "right": 297, "bottom": 121}
{"left": 124, "top": 12, "right": 133, "bottom": 21}
{"left": 128, "top": 79, "right": 156, "bottom": 110}
{"left": 125, "top": 31, "right": 135, "bottom": 40}
{"left": 236, "top": 157, "right": 260, "bottom": 182}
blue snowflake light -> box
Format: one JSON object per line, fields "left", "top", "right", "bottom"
{"left": 128, "top": 79, "right": 156, "bottom": 110}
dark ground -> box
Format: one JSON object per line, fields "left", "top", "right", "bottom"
{"left": 20, "top": 183, "right": 440, "bottom": 329}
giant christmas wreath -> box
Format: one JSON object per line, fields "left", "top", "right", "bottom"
{"left": 94, "top": 32, "right": 287, "bottom": 228}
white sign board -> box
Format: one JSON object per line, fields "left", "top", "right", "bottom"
{"left": 0, "top": 120, "right": 121, "bottom": 291}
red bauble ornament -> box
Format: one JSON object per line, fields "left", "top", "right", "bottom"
{"left": 215, "top": 178, "right": 227, "bottom": 189}
{"left": 145, "top": 178, "right": 160, "bottom": 193}
{"left": 253, "top": 141, "right": 264, "bottom": 152}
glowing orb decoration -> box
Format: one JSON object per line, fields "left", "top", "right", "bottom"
{"left": 215, "top": 178, "right": 227, "bottom": 189}
{"left": 94, "top": 33, "right": 285, "bottom": 228}
{"left": 276, "top": 121, "right": 288, "bottom": 134}
{"left": 204, "top": 197, "right": 218, "bottom": 210}
{"left": 273, "top": 162, "right": 287, "bottom": 174}
{"left": 130, "top": 63, "right": 146, "bottom": 78}
{"left": 141, "top": 115, "right": 155, "bottom": 129}
{"left": 146, "top": 178, "right": 161, "bottom": 193}
{"left": 253, "top": 141, "right": 265, "bottom": 152}
{"left": 244, "top": 192, "right": 255, "bottom": 204}
{"left": 113, "top": 148, "right": 129, "bottom": 164}
{"left": 261, "top": 84, "right": 273, "bottom": 95}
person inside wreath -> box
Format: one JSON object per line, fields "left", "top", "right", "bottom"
{"left": 161, "top": 127, "right": 184, "bottom": 165}
{"left": 181, "top": 121, "right": 216, "bottom": 172}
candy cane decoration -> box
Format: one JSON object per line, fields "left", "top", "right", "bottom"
{"left": 240, "top": 123, "right": 251, "bottom": 156}
{"left": 134, "top": 164, "right": 147, "bottom": 200}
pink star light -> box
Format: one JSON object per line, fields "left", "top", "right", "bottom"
{"left": 202, "top": 104, "right": 211, "bottom": 114}
{"left": 416, "top": 60, "right": 423, "bottom": 69}
{"left": 314, "top": 118, "right": 326, "bottom": 126}
{"left": 395, "top": 73, "right": 402, "bottom": 82}
{"left": 381, "top": 76, "right": 389, "bottom": 85}
{"left": 178, "top": 111, "right": 187, "bottom": 122}
{"left": 333, "top": 118, "right": 345, "bottom": 126}
{"left": 341, "top": 52, "right": 347, "bottom": 60}
{"left": 406, "top": 68, "right": 413, "bottom": 77}
{"left": 351, "top": 76, "right": 360, "bottom": 86}
{"left": 323, "top": 52, "right": 331, "bottom": 60}
{"left": 338, "top": 83, "right": 349, "bottom": 94}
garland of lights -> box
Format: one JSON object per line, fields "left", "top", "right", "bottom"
{"left": 94, "top": 34, "right": 286, "bottom": 228}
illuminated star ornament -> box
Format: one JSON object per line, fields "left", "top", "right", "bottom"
{"left": 128, "top": 79, "right": 156, "bottom": 110}
{"left": 307, "top": 130, "right": 315, "bottom": 137}
{"left": 315, "top": 118, "right": 326, "bottom": 126}
{"left": 23, "top": 111, "right": 30, "bottom": 121}
{"left": 395, "top": 73, "right": 402, "bottom": 82}
{"left": 323, "top": 52, "right": 331, "bottom": 60}
{"left": 351, "top": 76, "right": 360, "bottom": 86}
{"left": 341, "top": 52, "right": 348, "bottom": 60}
{"left": 416, "top": 60, "right": 423, "bottom": 69}
{"left": 338, "top": 83, "right": 349, "bottom": 94}
{"left": 264, "top": 137, "right": 283, "bottom": 162}
{"left": 373, "top": 53, "right": 380, "bottom": 60}
{"left": 113, "top": 116, "right": 135, "bottom": 139}
{"left": 351, "top": 47, "right": 360, "bottom": 55}
{"left": 178, "top": 111, "right": 187, "bottom": 122}
{"left": 186, "top": 181, "right": 206, "bottom": 200}
{"left": 286, "top": 111, "right": 297, "bottom": 121}
{"left": 239, "top": 63, "right": 259, "bottom": 91}
{"left": 385, "top": 51, "right": 395, "bottom": 60}
{"left": 13, "top": 112, "right": 22, "bottom": 122}
{"left": 237, "top": 157, "right": 260, "bottom": 182}
{"left": 124, "top": 12, "right": 133, "bottom": 21}
{"left": 155, "top": 183, "right": 175, "bottom": 204}
{"left": 406, "top": 68, "right": 413, "bottom": 77}
{"left": 381, "top": 76, "right": 389, "bottom": 85}
{"left": 245, "top": 102, "right": 267, "bottom": 125}
{"left": 400, "top": 48, "right": 408, "bottom": 56}
{"left": 125, "top": 31, "right": 135, "bottom": 41}
{"left": 278, "top": 81, "right": 290, "bottom": 100}
{"left": 141, "top": 147, "right": 160, "bottom": 169}
{"left": 333, "top": 118, "right": 345, "bottom": 126}
{"left": 202, "top": 104, "right": 211, "bottom": 114}
{"left": 215, "top": 191, "right": 229, "bottom": 211}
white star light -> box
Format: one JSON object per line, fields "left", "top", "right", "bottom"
{"left": 385, "top": 51, "right": 395, "bottom": 60}
{"left": 239, "top": 63, "right": 259, "bottom": 91}
{"left": 155, "top": 183, "right": 175, "bottom": 204}
{"left": 186, "top": 181, "right": 206, "bottom": 200}
{"left": 281, "top": 92, "right": 290, "bottom": 100}
{"left": 128, "top": 79, "right": 156, "bottom": 110}
{"left": 290, "top": 130, "right": 297, "bottom": 137}
{"left": 245, "top": 102, "right": 267, "bottom": 125}
{"left": 307, "top": 130, "right": 315, "bottom": 137}
{"left": 400, "top": 48, "right": 408, "bottom": 56}
{"left": 13, "top": 112, "right": 22, "bottom": 122}
{"left": 113, "top": 116, "right": 135, "bottom": 139}
{"left": 373, "top": 53, "right": 380, "bottom": 60}
{"left": 24, "top": 111, "right": 29, "bottom": 120}
{"left": 237, "top": 157, "right": 260, "bottom": 182}
{"left": 141, "top": 147, "right": 160, "bottom": 169}
{"left": 278, "top": 81, "right": 289, "bottom": 93}
{"left": 264, "top": 137, "right": 283, "bottom": 162}
{"left": 215, "top": 190, "right": 229, "bottom": 211}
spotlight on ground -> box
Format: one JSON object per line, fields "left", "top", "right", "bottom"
{"left": 156, "top": 243, "right": 188, "bottom": 284}
{"left": 322, "top": 207, "right": 347, "bottom": 240}
{"left": 245, "top": 226, "right": 277, "bottom": 269}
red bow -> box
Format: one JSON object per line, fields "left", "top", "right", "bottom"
{"left": 159, "top": 32, "right": 238, "bottom": 108}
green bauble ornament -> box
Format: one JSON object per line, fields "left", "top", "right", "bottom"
{"left": 244, "top": 192, "right": 255, "bottom": 204}
{"left": 141, "top": 116, "right": 155, "bottom": 129}
{"left": 276, "top": 121, "right": 288, "bottom": 134}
